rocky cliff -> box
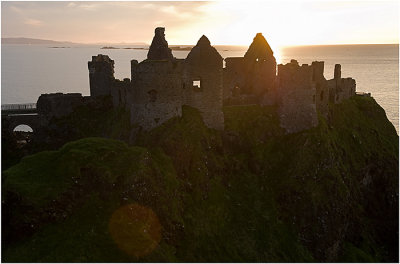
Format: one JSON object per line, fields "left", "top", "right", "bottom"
{"left": 2, "top": 95, "right": 398, "bottom": 262}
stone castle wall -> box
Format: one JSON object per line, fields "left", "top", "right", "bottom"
{"left": 327, "top": 64, "right": 356, "bottom": 104}
{"left": 312, "top": 61, "right": 329, "bottom": 118}
{"left": 277, "top": 60, "right": 318, "bottom": 134}
{"left": 184, "top": 36, "right": 224, "bottom": 130}
{"left": 223, "top": 33, "right": 276, "bottom": 106}
{"left": 88, "top": 55, "right": 115, "bottom": 97}
{"left": 129, "top": 60, "right": 184, "bottom": 131}
{"left": 37, "top": 93, "right": 84, "bottom": 119}
{"left": 84, "top": 28, "right": 357, "bottom": 134}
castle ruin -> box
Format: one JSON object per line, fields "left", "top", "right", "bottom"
{"left": 37, "top": 27, "right": 357, "bottom": 134}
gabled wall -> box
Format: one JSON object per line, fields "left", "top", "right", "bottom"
{"left": 184, "top": 36, "right": 224, "bottom": 130}
{"left": 223, "top": 33, "right": 276, "bottom": 106}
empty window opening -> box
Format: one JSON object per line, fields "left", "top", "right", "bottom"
{"left": 193, "top": 80, "right": 201, "bottom": 88}
{"left": 313, "top": 95, "right": 316, "bottom": 103}
{"left": 148, "top": 89, "right": 157, "bottom": 102}
{"left": 192, "top": 79, "right": 202, "bottom": 91}
{"left": 13, "top": 124, "right": 33, "bottom": 147}
{"left": 320, "top": 91, "right": 324, "bottom": 101}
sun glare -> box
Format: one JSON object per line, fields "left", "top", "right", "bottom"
{"left": 170, "top": 1, "right": 398, "bottom": 49}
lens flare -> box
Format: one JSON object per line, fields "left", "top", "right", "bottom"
{"left": 109, "top": 203, "right": 161, "bottom": 258}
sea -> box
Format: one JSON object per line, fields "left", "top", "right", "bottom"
{"left": 1, "top": 44, "right": 398, "bottom": 133}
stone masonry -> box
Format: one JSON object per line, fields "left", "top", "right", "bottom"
{"left": 84, "top": 27, "right": 357, "bottom": 134}
{"left": 88, "top": 55, "right": 115, "bottom": 97}
{"left": 184, "top": 35, "right": 224, "bottom": 130}
{"left": 223, "top": 33, "right": 276, "bottom": 106}
{"left": 277, "top": 60, "right": 318, "bottom": 133}
{"left": 110, "top": 28, "right": 224, "bottom": 131}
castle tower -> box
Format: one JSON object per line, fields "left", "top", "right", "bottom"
{"left": 88, "top": 54, "right": 115, "bottom": 97}
{"left": 312, "top": 61, "right": 329, "bottom": 117}
{"left": 277, "top": 60, "right": 318, "bottom": 133}
{"left": 184, "top": 35, "right": 224, "bottom": 130}
{"left": 147, "top": 27, "right": 173, "bottom": 60}
{"left": 223, "top": 33, "right": 277, "bottom": 105}
{"left": 244, "top": 33, "right": 275, "bottom": 62}
{"left": 129, "top": 28, "right": 184, "bottom": 131}
{"left": 334, "top": 64, "right": 341, "bottom": 80}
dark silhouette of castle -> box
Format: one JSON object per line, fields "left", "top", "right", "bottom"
{"left": 87, "top": 27, "right": 356, "bottom": 133}
{"left": 33, "top": 27, "right": 356, "bottom": 135}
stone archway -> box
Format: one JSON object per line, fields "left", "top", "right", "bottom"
{"left": 12, "top": 124, "right": 34, "bottom": 146}
{"left": 13, "top": 124, "right": 34, "bottom": 132}
{"left": 7, "top": 115, "right": 41, "bottom": 135}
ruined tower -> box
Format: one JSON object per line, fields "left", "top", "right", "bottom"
{"left": 277, "top": 60, "right": 318, "bottom": 134}
{"left": 147, "top": 27, "right": 173, "bottom": 60}
{"left": 244, "top": 33, "right": 274, "bottom": 62}
{"left": 328, "top": 64, "right": 356, "bottom": 104}
{"left": 88, "top": 54, "right": 115, "bottom": 97}
{"left": 223, "top": 33, "right": 277, "bottom": 105}
{"left": 184, "top": 35, "right": 224, "bottom": 130}
{"left": 311, "top": 61, "right": 329, "bottom": 117}
{"left": 129, "top": 28, "right": 184, "bottom": 130}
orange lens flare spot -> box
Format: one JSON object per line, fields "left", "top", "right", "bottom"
{"left": 108, "top": 203, "right": 162, "bottom": 258}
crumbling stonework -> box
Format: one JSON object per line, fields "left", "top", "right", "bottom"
{"left": 147, "top": 27, "right": 173, "bottom": 61}
{"left": 277, "top": 60, "right": 318, "bottom": 134}
{"left": 88, "top": 55, "right": 115, "bottom": 97}
{"left": 88, "top": 29, "right": 225, "bottom": 131}
{"left": 85, "top": 28, "right": 357, "bottom": 134}
{"left": 223, "top": 33, "right": 276, "bottom": 106}
{"left": 111, "top": 78, "right": 131, "bottom": 108}
{"left": 184, "top": 35, "right": 224, "bottom": 130}
{"left": 312, "top": 61, "right": 329, "bottom": 118}
{"left": 37, "top": 93, "right": 84, "bottom": 120}
{"left": 129, "top": 59, "right": 184, "bottom": 130}
{"left": 5, "top": 28, "right": 359, "bottom": 141}
{"left": 327, "top": 64, "right": 356, "bottom": 104}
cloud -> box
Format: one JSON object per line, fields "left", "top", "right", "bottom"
{"left": 78, "top": 3, "right": 98, "bottom": 11}
{"left": 67, "top": 2, "right": 77, "bottom": 8}
{"left": 24, "top": 18, "right": 43, "bottom": 26}
{"left": 10, "top": 5, "right": 23, "bottom": 14}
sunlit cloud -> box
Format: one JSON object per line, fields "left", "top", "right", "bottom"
{"left": 78, "top": 3, "right": 98, "bottom": 11}
{"left": 10, "top": 5, "right": 23, "bottom": 14}
{"left": 24, "top": 18, "right": 43, "bottom": 27}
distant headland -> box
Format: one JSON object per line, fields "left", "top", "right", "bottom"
{"left": 1, "top": 37, "right": 147, "bottom": 46}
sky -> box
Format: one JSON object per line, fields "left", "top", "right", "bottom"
{"left": 1, "top": 0, "right": 399, "bottom": 49}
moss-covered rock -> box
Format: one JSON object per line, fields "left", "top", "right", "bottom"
{"left": 2, "top": 96, "right": 398, "bottom": 262}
